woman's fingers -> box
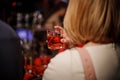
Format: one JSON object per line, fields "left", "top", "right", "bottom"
{"left": 54, "top": 26, "right": 63, "bottom": 30}
{"left": 61, "top": 38, "right": 67, "bottom": 43}
{"left": 54, "top": 25, "right": 71, "bottom": 44}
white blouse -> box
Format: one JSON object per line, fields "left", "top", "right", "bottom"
{"left": 42, "top": 44, "right": 119, "bottom": 80}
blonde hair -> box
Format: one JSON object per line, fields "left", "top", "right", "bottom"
{"left": 63, "top": 0, "right": 120, "bottom": 45}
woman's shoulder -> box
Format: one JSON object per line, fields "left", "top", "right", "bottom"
{"left": 43, "top": 48, "right": 82, "bottom": 80}
{"left": 52, "top": 48, "right": 78, "bottom": 61}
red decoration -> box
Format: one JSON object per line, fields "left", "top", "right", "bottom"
{"left": 23, "top": 55, "right": 51, "bottom": 80}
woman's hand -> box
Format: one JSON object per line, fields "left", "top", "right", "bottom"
{"left": 54, "top": 26, "right": 69, "bottom": 43}
{"left": 54, "top": 26, "right": 74, "bottom": 48}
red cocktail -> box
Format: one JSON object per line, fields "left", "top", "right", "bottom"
{"left": 47, "top": 28, "right": 64, "bottom": 50}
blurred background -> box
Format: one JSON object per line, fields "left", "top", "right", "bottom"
{"left": 0, "top": 0, "right": 68, "bottom": 28}
{"left": 0, "top": 0, "right": 68, "bottom": 80}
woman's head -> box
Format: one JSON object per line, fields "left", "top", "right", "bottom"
{"left": 63, "top": 0, "right": 120, "bottom": 45}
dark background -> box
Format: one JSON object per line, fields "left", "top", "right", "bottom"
{"left": 0, "top": 0, "right": 57, "bottom": 21}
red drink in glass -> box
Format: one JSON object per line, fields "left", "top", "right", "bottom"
{"left": 47, "top": 28, "right": 64, "bottom": 50}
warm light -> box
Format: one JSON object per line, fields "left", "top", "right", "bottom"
{"left": 12, "top": 2, "right": 17, "bottom": 7}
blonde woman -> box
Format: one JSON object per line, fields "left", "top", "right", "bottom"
{"left": 42, "top": 0, "right": 120, "bottom": 80}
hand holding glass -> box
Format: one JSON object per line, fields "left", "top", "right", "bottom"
{"left": 47, "top": 27, "right": 65, "bottom": 50}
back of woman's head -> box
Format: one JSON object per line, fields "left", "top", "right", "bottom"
{"left": 64, "top": 0, "right": 120, "bottom": 46}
